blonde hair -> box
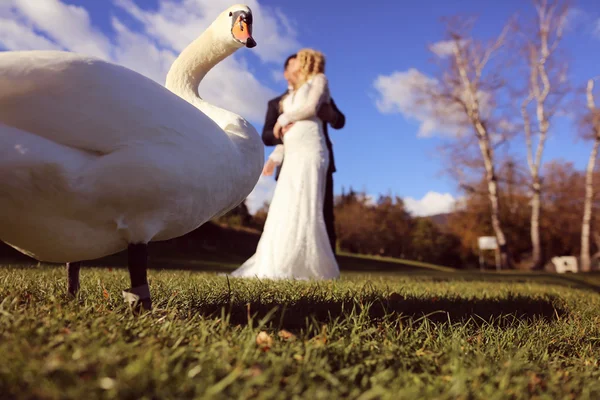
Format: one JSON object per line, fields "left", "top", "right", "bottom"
{"left": 279, "top": 48, "right": 326, "bottom": 113}
{"left": 295, "top": 48, "right": 326, "bottom": 89}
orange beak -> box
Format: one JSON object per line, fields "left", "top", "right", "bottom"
{"left": 232, "top": 16, "right": 256, "bottom": 48}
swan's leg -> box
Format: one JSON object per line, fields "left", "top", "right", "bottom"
{"left": 122, "top": 243, "right": 152, "bottom": 311}
{"left": 66, "top": 261, "right": 81, "bottom": 296}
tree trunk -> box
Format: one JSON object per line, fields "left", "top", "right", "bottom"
{"left": 487, "top": 174, "right": 510, "bottom": 269}
{"left": 530, "top": 179, "right": 542, "bottom": 269}
{"left": 476, "top": 124, "right": 511, "bottom": 269}
{"left": 581, "top": 138, "right": 600, "bottom": 272}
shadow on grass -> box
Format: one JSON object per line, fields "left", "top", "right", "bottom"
{"left": 0, "top": 265, "right": 569, "bottom": 329}
{"left": 191, "top": 292, "right": 567, "bottom": 330}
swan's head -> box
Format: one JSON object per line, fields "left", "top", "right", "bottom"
{"left": 215, "top": 5, "right": 256, "bottom": 49}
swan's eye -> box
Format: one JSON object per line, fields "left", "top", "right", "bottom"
{"left": 229, "top": 12, "right": 232, "bottom": 17}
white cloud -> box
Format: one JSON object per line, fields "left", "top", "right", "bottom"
{"left": 404, "top": 192, "right": 457, "bottom": 217}
{"left": 247, "top": 185, "right": 459, "bottom": 217}
{"left": 10, "top": 0, "right": 111, "bottom": 58}
{"left": 373, "top": 66, "right": 492, "bottom": 138}
{"left": 0, "top": 16, "right": 62, "bottom": 51}
{"left": 113, "top": 0, "right": 300, "bottom": 64}
{"left": 594, "top": 18, "right": 600, "bottom": 39}
{"left": 429, "top": 40, "right": 457, "bottom": 58}
{"left": 429, "top": 39, "right": 471, "bottom": 59}
{"left": 374, "top": 68, "right": 469, "bottom": 138}
{"left": 0, "top": 0, "right": 299, "bottom": 123}
{"left": 109, "top": 17, "right": 176, "bottom": 85}
{"left": 245, "top": 175, "right": 277, "bottom": 214}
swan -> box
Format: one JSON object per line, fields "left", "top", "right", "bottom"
{"left": 0, "top": 4, "right": 264, "bottom": 310}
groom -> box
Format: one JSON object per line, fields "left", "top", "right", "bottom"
{"left": 262, "top": 53, "right": 346, "bottom": 254}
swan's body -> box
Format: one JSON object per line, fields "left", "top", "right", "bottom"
{"left": 0, "top": 5, "right": 263, "bottom": 266}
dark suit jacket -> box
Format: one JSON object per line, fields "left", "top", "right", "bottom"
{"left": 262, "top": 93, "right": 345, "bottom": 178}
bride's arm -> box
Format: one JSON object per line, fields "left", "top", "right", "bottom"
{"left": 277, "top": 74, "right": 330, "bottom": 127}
{"left": 268, "top": 144, "right": 284, "bottom": 164}
{"left": 263, "top": 145, "right": 284, "bottom": 176}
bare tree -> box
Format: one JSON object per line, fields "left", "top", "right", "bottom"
{"left": 581, "top": 78, "right": 600, "bottom": 272}
{"left": 520, "top": 0, "right": 570, "bottom": 269}
{"left": 417, "top": 18, "right": 515, "bottom": 269}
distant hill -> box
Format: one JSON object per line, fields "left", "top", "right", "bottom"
{"left": 417, "top": 212, "right": 452, "bottom": 228}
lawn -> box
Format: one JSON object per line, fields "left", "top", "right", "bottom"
{"left": 1, "top": 257, "right": 600, "bottom": 399}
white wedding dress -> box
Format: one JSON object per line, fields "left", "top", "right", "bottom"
{"left": 231, "top": 73, "right": 340, "bottom": 280}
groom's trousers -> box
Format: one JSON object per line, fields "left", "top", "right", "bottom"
{"left": 323, "top": 171, "right": 337, "bottom": 254}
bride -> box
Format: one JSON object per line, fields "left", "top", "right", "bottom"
{"left": 231, "top": 49, "right": 339, "bottom": 280}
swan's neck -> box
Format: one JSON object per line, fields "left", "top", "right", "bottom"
{"left": 164, "top": 24, "right": 264, "bottom": 197}
{"left": 165, "top": 28, "right": 239, "bottom": 128}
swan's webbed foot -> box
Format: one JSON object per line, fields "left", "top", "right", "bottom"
{"left": 66, "top": 261, "right": 81, "bottom": 296}
{"left": 122, "top": 283, "right": 152, "bottom": 312}
{"left": 123, "top": 243, "right": 151, "bottom": 312}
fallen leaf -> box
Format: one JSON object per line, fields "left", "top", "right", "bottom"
{"left": 256, "top": 331, "right": 273, "bottom": 351}
{"left": 310, "top": 336, "right": 327, "bottom": 346}
{"left": 528, "top": 372, "right": 545, "bottom": 393}
{"left": 102, "top": 288, "right": 109, "bottom": 300}
{"left": 278, "top": 330, "right": 296, "bottom": 341}
{"left": 309, "top": 325, "right": 328, "bottom": 346}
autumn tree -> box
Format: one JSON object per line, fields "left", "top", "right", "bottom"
{"left": 580, "top": 78, "right": 600, "bottom": 271}
{"left": 447, "top": 158, "right": 532, "bottom": 267}
{"left": 447, "top": 158, "right": 593, "bottom": 267}
{"left": 542, "top": 160, "right": 586, "bottom": 259}
{"left": 519, "top": 0, "right": 570, "bottom": 269}
{"left": 334, "top": 189, "right": 380, "bottom": 254}
{"left": 372, "top": 195, "right": 413, "bottom": 257}
{"left": 410, "top": 218, "right": 462, "bottom": 267}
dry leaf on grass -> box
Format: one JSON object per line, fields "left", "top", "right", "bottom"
{"left": 256, "top": 331, "right": 273, "bottom": 351}
{"left": 278, "top": 330, "right": 296, "bottom": 341}
{"left": 309, "top": 325, "right": 328, "bottom": 346}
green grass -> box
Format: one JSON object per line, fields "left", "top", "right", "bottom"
{"left": 1, "top": 263, "right": 600, "bottom": 399}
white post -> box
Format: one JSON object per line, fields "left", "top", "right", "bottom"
{"left": 478, "top": 236, "right": 499, "bottom": 272}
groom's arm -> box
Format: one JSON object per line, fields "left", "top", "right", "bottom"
{"left": 318, "top": 98, "right": 345, "bottom": 130}
{"left": 262, "top": 98, "right": 283, "bottom": 146}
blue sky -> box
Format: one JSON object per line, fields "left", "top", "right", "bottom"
{"left": 1, "top": 0, "right": 599, "bottom": 215}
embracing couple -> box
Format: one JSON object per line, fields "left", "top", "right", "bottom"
{"left": 231, "top": 49, "right": 345, "bottom": 280}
